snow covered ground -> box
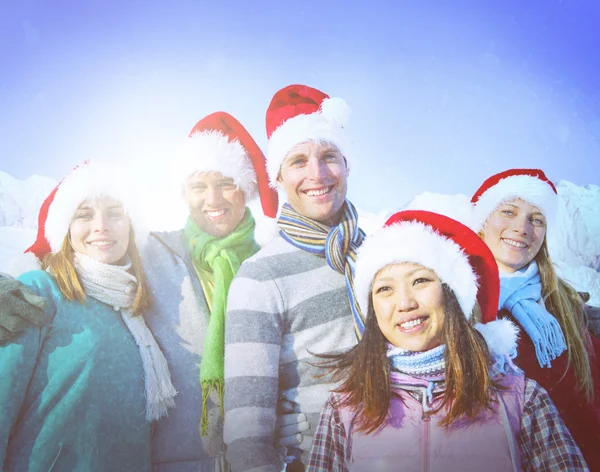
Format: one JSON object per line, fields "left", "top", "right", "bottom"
{"left": 1, "top": 170, "right": 599, "bottom": 304}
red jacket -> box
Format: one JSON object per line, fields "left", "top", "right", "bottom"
{"left": 501, "top": 309, "right": 600, "bottom": 471}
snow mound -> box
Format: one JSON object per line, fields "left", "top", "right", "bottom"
{"left": 0, "top": 171, "right": 57, "bottom": 228}
{"left": 547, "top": 181, "right": 600, "bottom": 271}
{"left": 0, "top": 226, "right": 37, "bottom": 275}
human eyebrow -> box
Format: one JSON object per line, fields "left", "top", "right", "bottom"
{"left": 373, "top": 276, "right": 395, "bottom": 283}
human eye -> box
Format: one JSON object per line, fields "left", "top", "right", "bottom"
{"left": 108, "top": 209, "right": 125, "bottom": 219}
{"left": 291, "top": 157, "right": 307, "bottom": 167}
{"left": 413, "top": 277, "right": 431, "bottom": 285}
{"left": 531, "top": 216, "right": 546, "bottom": 226}
{"left": 74, "top": 211, "right": 93, "bottom": 220}
{"left": 500, "top": 208, "right": 515, "bottom": 216}
{"left": 192, "top": 184, "right": 207, "bottom": 192}
{"left": 220, "top": 182, "right": 237, "bottom": 190}
{"left": 374, "top": 285, "right": 391, "bottom": 294}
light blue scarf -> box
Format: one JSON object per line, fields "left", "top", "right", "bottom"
{"left": 387, "top": 344, "right": 446, "bottom": 412}
{"left": 499, "top": 261, "right": 566, "bottom": 368}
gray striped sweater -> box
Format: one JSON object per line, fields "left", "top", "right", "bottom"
{"left": 223, "top": 235, "right": 357, "bottom": 472}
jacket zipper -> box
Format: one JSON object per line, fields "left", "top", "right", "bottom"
{"left": 422, "top": 412, "right": 430, "bottom": 472}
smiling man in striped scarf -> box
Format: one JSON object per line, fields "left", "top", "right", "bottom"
{"left": 224, "top": 85, "right": 365, "bottom": 472}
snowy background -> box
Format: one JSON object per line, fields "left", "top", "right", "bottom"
{"left": 1, "top": 170, "right": 599, "bottom": 305}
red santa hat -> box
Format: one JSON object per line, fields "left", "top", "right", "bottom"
{"left": 470, "top": 168, "right": 558, "bottom": 233}
{"left": 21, "top": 160, "right": 142, "bottom": 262}
{"left": 265, "top": 84, "right": 351, "bottom": 188}
{"left": 354, "top": 210, "right": 519, "bottom": 360}
{"left": 178, "top": 111, "right": 278, "bottom": 219}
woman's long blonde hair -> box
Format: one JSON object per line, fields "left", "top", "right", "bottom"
{"left": 536, "top": 239, "right": 594, "bottom": 401}
{"left": 42, "top": 225, "right": 151, "bottom": 316}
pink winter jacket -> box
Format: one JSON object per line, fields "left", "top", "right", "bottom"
{"left": 339, "top": 373, "right": 524, "bottom": 472}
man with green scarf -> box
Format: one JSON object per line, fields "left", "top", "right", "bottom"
{"left": 138, "top": 111, "right": 281, "bottom": 471}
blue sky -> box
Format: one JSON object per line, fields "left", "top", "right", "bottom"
{"left": 1, "top": 0, "right": 599, "bottom": 214}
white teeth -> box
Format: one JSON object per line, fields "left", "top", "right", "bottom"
{"left": 206, "top": 210, "right": 226, "bottom": 218}
{"left": 399, "top": 317, "right": 425, "bottom": 329}
{"left": 89, "top": 241, "right": 114, "bottom": 247}
{"left": 503, "top": 239, "right": 527, "bottom": 248}
{"left": 305, "top": 187, "right": 331, "bottom": 197}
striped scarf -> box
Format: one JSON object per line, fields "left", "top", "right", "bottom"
{"left": 387, "top": 344, "right": 446, "bottom": 412}
{"left": 277, "top": 200, "right": 366, "bottom": 338}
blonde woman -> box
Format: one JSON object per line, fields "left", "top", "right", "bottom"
{"left": 0, "top": 161, "right": 175, "bottom": 472}
{"left": 471, "top": 168, "right": 600, "bottom": 469}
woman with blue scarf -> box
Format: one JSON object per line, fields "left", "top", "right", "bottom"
{"left": 308, "top": 210, "right": 586, "bottom": 471}
{"left": 471, "top": 168, "right": 600, "bottom": 470}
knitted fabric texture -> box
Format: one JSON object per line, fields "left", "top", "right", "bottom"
{"left": 387, "top": 344, "right": 446, "bottom": 412}
{"left": 499, "top": 262, "right": 567, "bottom": 368}
{"left": 277, "top": 200, "right": 366, "bottom": 337}
{"left": 183, "top": 210, "right": 259, "bottom": 435}
{"left": 73, "top": 253, "right": 176, "bottom": 421}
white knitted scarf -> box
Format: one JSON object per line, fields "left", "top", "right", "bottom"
{"left": 74, "top": 253, "right": 176, "bottom": 421}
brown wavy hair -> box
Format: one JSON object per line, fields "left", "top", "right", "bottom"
{"left": 42, "top": 225, "right": 151, "bottom": 316}
{"left": 535, "top": 239, "right": 594, "bottom": 401}
{"left": 321, "top": 284, "right": 497, "bottom": 433}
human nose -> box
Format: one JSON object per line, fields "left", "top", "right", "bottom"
{"left": 306, "top": 157, "right": 327, "bottom": 181}
{"left": 394, "top": 285, "right": 418, "bottom": 312}
{"left": 92, "top": 213, "right": 109, "bottom": 233}
{"left": 205, "top": 185, "right": 223, "bottom": 206}
{"left": 512, "top": 214, "right": 532, "bottom": 235}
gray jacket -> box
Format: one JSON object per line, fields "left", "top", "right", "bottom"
{"left": 142, "top": 230, "right": 226, "bottom": 472}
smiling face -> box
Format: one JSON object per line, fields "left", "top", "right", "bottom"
{"left": 69, "top": 196, "right": 131, "bottom": 265}
{"left": 371, "top": 262, "right": 445, "bottom": 352}
{"left": 481, "top": 198, "right": 546, "bottom": 273}
{"left": 277, "top": 141, "right": 349, "bottom": 226}
{"left": 184, "top": 171, "right": 247, "bottom": 238}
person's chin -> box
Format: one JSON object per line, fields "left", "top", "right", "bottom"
{"left": 209, "top": 222, "right": 234, "bottom": 238}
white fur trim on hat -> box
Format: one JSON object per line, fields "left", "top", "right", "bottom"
{"left": 354, "top": 221, "right": 478, "bottom": 319}
{"left": 472, "top": 175, "right": 558, "bottom": 233}
{"left": 177, "top": 130, "right": 257, "bottom": 200}
{"left": 474, "top": 319, "right": 520, "bottom": 359}
{"left": 267, "top": 97, "right": 351, "bottom": 188}
{"left": 45, "top": 161, "right": 143, "bottom": 253}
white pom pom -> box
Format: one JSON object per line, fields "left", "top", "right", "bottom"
{"left": 254, "top": 216, "right": 280, "bottom": 247}
{"left": 475, "top": 319, "right": 520, "bottom": 358}
{"left": 320, "top": 97, "right": 351, "bottom": 128}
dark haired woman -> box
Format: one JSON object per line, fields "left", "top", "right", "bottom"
{"left": 308, "top": 210, "right": 586, "bottom": 471}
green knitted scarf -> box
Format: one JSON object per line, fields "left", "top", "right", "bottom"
{"left": 183, "top": 209, "right": 259, "bottom": 435}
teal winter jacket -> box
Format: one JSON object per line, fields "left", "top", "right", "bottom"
{"left": 0, "top": 270, "right": 151, "bottom": 472}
